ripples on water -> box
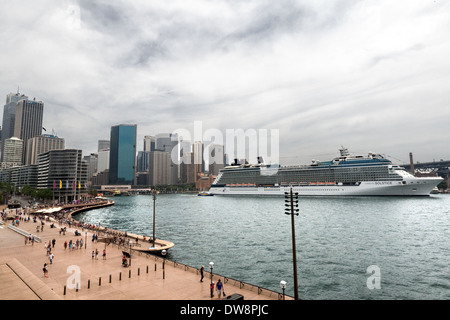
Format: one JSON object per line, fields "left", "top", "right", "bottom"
{"left": 75, "top": 194, "right": 450, "bottom": 300}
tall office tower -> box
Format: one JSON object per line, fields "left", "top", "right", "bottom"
{"left": 179, "top": 140, "right": 192, "bottom": 184}
{"left": 83, "top": 153, "right": 98, "bottom": 180}
{"left": 193, "top": 141, "right": 205, "bottom": 178}
{"left": 143, "top": 135, "right": 156, "bottom": 152}
{"left": 180, "top": 152, "right": 196, "bottom": 184}
{"left": 109, "top": 124, "right": 136, "bottom": 185}
{"left": 13, "top": 98, "right": 44, "bottom": 164}
{"left": 97, "top": 149, "right": 110, "bottom": 173}
{"left": 1, "top": 92, "right": 28, "bottom": 161}
{"left": 156, "top": 133, "right": 179, "bottom": 184}
{"left": 1, "top": 137, "right": 23, "bottom": 169}
{"left": 136, "top": 151, "right": 150, "bottom": 172}
{"left": 98, "top": 139, "right": 110, "bottom": 152}
{"left": 26, "top": 134, "right": 65, "bottom": 165}
{"left": 37, "top": 149, "right": 87, "bottom": 202}
{"left": 208, "top": 144, "right": 225, "bottom": 176}
{"left": 148, "top": 150, "right": 171, "bottom": 186}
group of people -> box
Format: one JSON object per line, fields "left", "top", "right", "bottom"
{"left": 92, "top": 248, "right": 107, "bottom": 260}
{"left": 64, "top": 238, "right": 83, "bottom": 250}
{"left": 200, "top": 266, "right": 226, "bottom": 299}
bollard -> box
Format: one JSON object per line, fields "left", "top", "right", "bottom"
{"left": 76, "top": 282, "right": 79, "bottom": 292}
{"left": 129, "top": 270, "right": 131, "bottom": 278}
{"left": 119, "top": 272, "right": 122, "bottom": 280}
{"left": 146, "top": 265, "right": 149, "bottom": 273}
{"left": 109, "top": 274, "right": 112, "bottom": 283}
{"left": 99, "top": 277, "right": 101, "bottom": 286}
{"left": 64, "top": 285, "right": 66, "bottom": 295}
{"left": 155, "top": 263, "right": 157, "bottom": 271}
{"left": 138, "top": 267, "right": 140, "bottom": 276}
{"left": 88, "top": 279, "right": 90, "bottom": 289}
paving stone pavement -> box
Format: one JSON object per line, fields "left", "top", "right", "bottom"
{"left": 0, "top": 212, "right": 289, "bottom": 301}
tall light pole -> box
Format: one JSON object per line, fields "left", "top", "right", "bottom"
{"left": 209, "top": 261, "right": 214, "bottom": 283}
{"left": 162, "top": 249, "right": 167, "bottom": 279}
{"left": 209, "top": 261, "right": 214, "bottom": 298}
{"left": 284, "top": 187, "right": 299, "bottom": 300}
{"left": 152, "top": 190, "right": 158, "bottom": 248}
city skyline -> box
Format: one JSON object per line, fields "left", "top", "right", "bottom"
{"left": 1, "top": 1, "right": 450, "bottom": 165}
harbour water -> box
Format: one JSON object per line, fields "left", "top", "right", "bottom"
{"left": 74, "top": 194, "right": 450, "bottom": 300}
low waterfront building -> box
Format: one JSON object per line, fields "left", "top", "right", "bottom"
{"left": 37, "top": 149, "right": 87, "bottom": 202}
{"left": 0, "top": 164, "right": 38, "bottom": 189}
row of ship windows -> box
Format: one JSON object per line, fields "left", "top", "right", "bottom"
{"left": 219, "top": 177, "right": 402, "bottom": 184}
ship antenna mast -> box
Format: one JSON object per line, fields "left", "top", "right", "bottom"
{"left": 339, "top": 146, "right": 350, "bottom": 157}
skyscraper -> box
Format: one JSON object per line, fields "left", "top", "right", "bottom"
{"left": 1, "top": 137, "right": 23, "bottom": 169}
{"left": 148, "top": 150, "right": 171, "bottom": 186}
{"left": 155, "top": 133, "right": 179, "bottom": 184}
{"left": 143, "top": 135, "right": 156, "bottom": 152}
{"left": 208, "top": 144, "right": 225, "bottom": 175}
{"left": 13, "top": 98, "right": 44, "bottom": 164}
{"left": 193, "top": 141, "right": 205, "bottom": 176}
{"left": 98, "top": 139, "right": 110, "bottom": 152}
{"left": 109, "top": 124, "right": 136, "bottom": 185}
{"left": 1, "top": 92, "right": 28, "bottom": 162}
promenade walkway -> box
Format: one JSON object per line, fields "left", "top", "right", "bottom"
{"left": 0, "top": 206, "right": 290, "bottom": 301}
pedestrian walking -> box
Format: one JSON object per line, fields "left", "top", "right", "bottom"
{"left": 200, "top": 265, "right": 204, "bottom": 282}
{"left": 49, "top": 253, "right": 54, "bottom": 264}
{"left": 95, "top": 249, "right": 99, "bottom": 260}
{"left": 216, "top": 279, "right": 223, "bottom": 298}
{"left": 92, "top": 250, "right": 95, "bottom": 259}
{"left": 64, "top": 241, "right": 67, "bottom": 250}
{"left": 102, "top": 249, "right": 106, "bottom": 260}
{"left": 43, "top": 263, "right": 48, "bottom": 277}
{"left": 52, "top": 238, "right": 56, "bottom": 248}
{"left": 210, "top": 281, "right": 215, "bottom": 298}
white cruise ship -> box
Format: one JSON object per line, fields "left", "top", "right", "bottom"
{"left": 209, "top": 148, "right": 443, "bottom": 196}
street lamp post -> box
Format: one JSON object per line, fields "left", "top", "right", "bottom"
{"left": 162, "top": 249, "right": 167, "bottom": 279}
{"left": 129, "top": 240, "right": 133, "bottom": 267}
{"left": 284, "top": 187, "right": 299, "bottom": 300}
{"left": 152, "top": 190, "right": 157, "bottom": 248}
{"left": 209, "top": 261, "right": 214, "bottom": 298}
{"left": 209, "top": 261, "right": 214, "bottom": 283}
{"left": 280, "top": 280, "right": 287, "bottom": 300}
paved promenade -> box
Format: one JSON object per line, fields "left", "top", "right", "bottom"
{"left": 0, "top": 206, "right": 289, "bottom": 301}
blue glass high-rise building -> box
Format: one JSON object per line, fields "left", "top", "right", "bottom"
{"left": 109, "top": 124, "right": 137, "bottom": 185}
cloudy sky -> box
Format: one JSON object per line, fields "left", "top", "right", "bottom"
{"left": 1, "top": 0, "right": 449, "bottom": 165}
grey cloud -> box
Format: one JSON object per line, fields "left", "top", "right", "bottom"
{"left": 1, "top": 0, "right": 449, "bottom": 163}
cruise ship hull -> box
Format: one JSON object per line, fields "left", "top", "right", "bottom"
{"left": 209, "top": 178, "right": 442, "bottom": 197}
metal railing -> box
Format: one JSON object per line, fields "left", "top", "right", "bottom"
{"left": 7, "top": 224, "right": 42, "bottom": 243}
